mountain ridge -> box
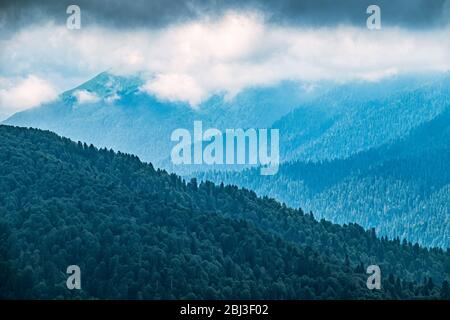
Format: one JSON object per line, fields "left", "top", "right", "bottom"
{"left": 200, "top": 108, "right": 450, "bottom": 248}
{"left": 0, "top": 124, "right": 449, "bottom": 300}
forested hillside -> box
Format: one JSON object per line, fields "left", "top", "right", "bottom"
{"left": 200, "top": 109, "right": 450, "bottom": 248}
{"left": 275, "top": 74, "right": 450, "bottom": 162}
{"left": 0, "top": 125, "right": 449, "bottom": 299}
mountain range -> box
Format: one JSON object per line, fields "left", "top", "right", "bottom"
{"left": 3, "top": 71, "right": 450, "bottom": 249}
{"left": 200, "top": 106, "right": 450, "bottom": 248}
{"left": 6, "top": 72, "right": 449, "bottom": 168}
{"left": 3, "top": 72, "right": 315, "bottom": 167}
{"left": 1, "top": 125, "right": 449, "bottom": 299}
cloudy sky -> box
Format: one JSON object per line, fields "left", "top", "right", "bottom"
{"left": 1, "top": 0, "right": 450, "bottom": 118}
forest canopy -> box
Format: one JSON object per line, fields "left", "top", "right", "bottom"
{"left": 0, "top": 125, "right": 449, "bottom": 299}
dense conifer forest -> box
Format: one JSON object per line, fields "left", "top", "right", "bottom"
{"left": 200, "top": 108, "right": 450, "bottom": 248}
{"left": 0, "top": 125, "right": 449, "bottom": 299}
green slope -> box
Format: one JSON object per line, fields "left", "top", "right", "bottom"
{"left": 0, "top": 125, "right": 449, "bottom": 299}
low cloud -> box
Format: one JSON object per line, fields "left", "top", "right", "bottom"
{"left": 74, "top": 90, "right": 100, "bottom": 104}
{"left": 0, "top": 75, "right": 57, "bottom": 113}
{"left": 141, "top": 74, "right": 207, "bottom": 107}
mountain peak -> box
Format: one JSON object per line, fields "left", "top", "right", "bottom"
{"left": 61, "top": 71, "right": 145, "bottom": 104}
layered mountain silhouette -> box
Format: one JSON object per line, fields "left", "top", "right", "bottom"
{"left": 1, "top": 125, "right": 449, "bottom": 299}
{"left": 201, "top": 107, "right": 450, "bottom": 248}
{"left": 3, "top": 72, "right": 313, "bottom": 167}
{"left": 3, "top": 71, "right": 450, "bottom": 249}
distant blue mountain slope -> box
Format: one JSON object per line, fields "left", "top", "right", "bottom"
{"left": 5, "top": 72, "right": 450, "bottom": 170}
{"left": 199, "top": 108, "right": 450, "bottom": 248}
{"left": 4, "top": 72, "right": 450, "bottom": 247}
{"left": 4, "top": 72, "right": 314, "bottom": 166}
{"left": 275, "top": 74, "right": 450, "bottom": 162}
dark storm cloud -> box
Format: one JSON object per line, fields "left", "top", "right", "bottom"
{"left": 0, "top": 0, "right": 449, "bottom": 31}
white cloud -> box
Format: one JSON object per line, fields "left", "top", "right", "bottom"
{"left": 141, "top": 74, "right": 207, "bottom": 107}
{"left": 105, "top": 93, "right": 120, "bottom": 104}
{"left": 1, "top": 13, "right": 450, "bottom": 108}
{"left": 73, "top": 90, "right": 100, "bottom": 104}
{"left": 0, "top": 75, "right": 57, "bottom": 112}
